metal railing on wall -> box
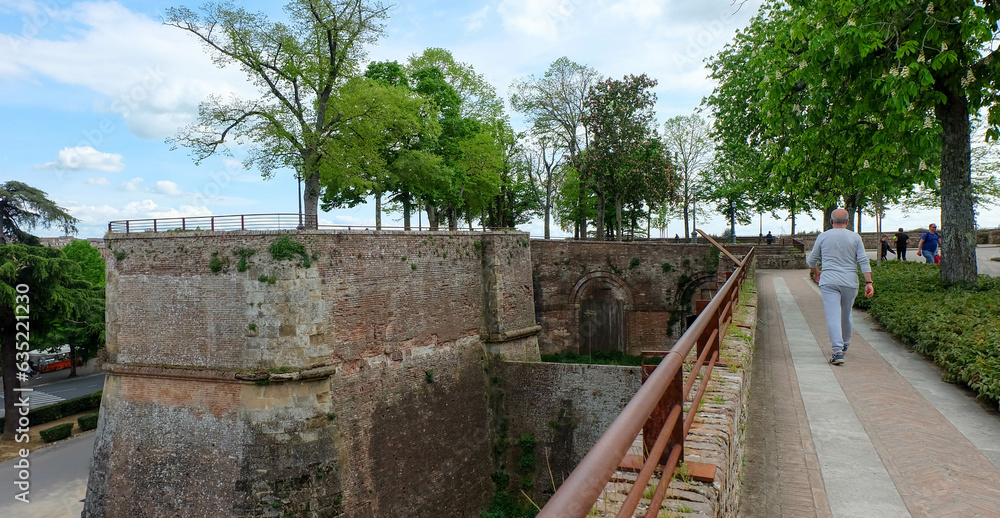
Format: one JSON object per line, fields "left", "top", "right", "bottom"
{"left": 537, "top": 247, "right": 755, "bottom": 518}
{"left": 106, "top": 213, "right": 516, "bottom": 234}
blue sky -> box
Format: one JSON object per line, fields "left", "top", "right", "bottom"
{"left": 0, "top": 0, "right": 960, "bottom": 239}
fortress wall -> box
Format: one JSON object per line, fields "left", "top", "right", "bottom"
{"left": 85, "top": 230, "right": 538, "bottom": 518}
{"left": 530, "top": 240, "right": 724, "bottom": 355}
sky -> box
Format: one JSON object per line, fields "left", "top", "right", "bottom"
{"left": 0, "top": 0, "right": 981, "bottom": 240}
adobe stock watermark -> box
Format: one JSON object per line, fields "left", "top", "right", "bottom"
{"left": 189, "top": 159, "right": 254, "bottom": 207}
{"left": 8, "top": 0, "right": 73, "bottom": 53}
{"left": 669, "top": 8, "right": 741, "bottom": 69}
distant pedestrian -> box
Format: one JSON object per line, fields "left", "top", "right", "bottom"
{"left": 765, "top": 231, "right": 774, "bottom": 245}
{"left": 806, "top": 208, "right": 874, "bottom": 366}
{"left": 917, "top": 224, "right": 940, "bottom": 263}
{"left": 893, "top": 228, "right": 910, "bottom": 260}
{"left": 880, "top": 235, "right": 895, "bottom": 261}
{"left": 674, "top": 234, "right": 680, "bottom": 243}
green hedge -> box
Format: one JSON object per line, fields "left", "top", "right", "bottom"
{"left": 855, "top": 261, "right": 1000, "bottom": 405}
{"left": 39, "top": 423, "right": 74, "bottom": 443}
{"left": 540, "top": 349, "right": 661, "bottom": 366}
{"left": 78, "top": 413, "right": 100, "bottom": 431}
{"left": 0, "top": 391, "right": 102, "bottom": 431}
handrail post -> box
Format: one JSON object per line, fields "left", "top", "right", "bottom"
{"left": 125, "top": 221, "right": 129, "bottom": 234}
{"left": 153, "top": 219, "right": 157, "bottom": 233}
{"left": 696, "top": 308, "right": 718, "bottom": 366}
{"left": 182, "top": 218, "right": 186, "bottom": 231}
{"left": 241, "top": 215, "right": 245, "bottom": 230}
{"left": 642, "top": 361, "right": 684, "bottom": 466}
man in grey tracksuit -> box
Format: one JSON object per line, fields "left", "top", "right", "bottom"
{"left": 806, "top": 208, "right": 875, "bottom": 365}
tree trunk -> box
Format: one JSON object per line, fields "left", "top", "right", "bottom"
{"left": 791, "top": 212, "right": 796, "bottom": 236}
{"left": 823, "top": 205, "right": 835, "bottom": 231}
{"left": 302, "top": 169, "right": 320, "bottom": 229}
{"left": 543, "top": 204, "right": 551, "bottom": 239}
{"left": 615, "top": 198, "right": 623, "bottom": 242}
{"left": 69, "top": 341, "right": 78, "bottom": 378}
{"left": 730, "top": 199, "right": 736, "bottom": 244}
{"left": 426, "top": 203, "right": 439, "bottom": 231}
{"left": 936, "top": 88, "right": 978, "bottom": 284}
{"left": 843, "top": 194, "right": 858, "bottom": 232}
{"left": 595, "top": 184, "right": 606, "bottom": 242}
{"left": 375, "top": 192, "right": 382, "bottom": 230}
{"left": 2, "top": 311, "right": 23, "bottom": 439}
{"left": 683, "top": 204, "right": 690, "bottom": 239}
{"left": 402, "top": 191, "right": 411, "bottom": 231}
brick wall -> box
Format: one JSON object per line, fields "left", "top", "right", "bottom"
{"left": 531, "top": 240, "right": 724, "bottom": 355}
{"left": 85, "top": 230, "right": 539, "bottom": 518}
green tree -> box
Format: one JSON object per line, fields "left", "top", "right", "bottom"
{"left": 51, "top": 240, "right": 106, "bottom": 377}
{"left": 481, "top": 123, "right": 541, "bottom": 230}
{"left": 662, "top": 114, "right": 714, "bottom": 239}
{"left": 319, "top": 75, "right": 442, "bottom": 229}
{"left": 404, "top": 53, "right": 505, "bottom": 230}
{"left": 581, "top": 74, "right": 662, "bottom": 240}
{"left": 165, "top": 0, "right": 390, "bottom": 228}
{"left": 0, "top": 182, "right": 77, "bottom": 245}
{"left": 510, "top": 57, "right": 602, "bottom": 239}
{"left": 724, "top": 0, "right": 998, "bottom": 283}
{"left": 1, "top": 245, "right": 100, "bottom": 437}
{"left": 520, "top": 135, "right": 563, "bottom": 238}
{"left": 704, "top": 2, "right": 934, "bottom": 236}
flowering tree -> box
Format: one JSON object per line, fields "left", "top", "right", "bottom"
{"left": 711, "top": 0, "right": 1000, "bottom": 283}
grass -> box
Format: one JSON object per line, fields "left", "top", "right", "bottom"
{"left": 0, "top": 409, "right": 99, "bottom": 462}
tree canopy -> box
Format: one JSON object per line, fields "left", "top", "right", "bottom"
{"left": 165, "top": 0, "right": 391, "bottom": 228}
{"left": 0, "top": 181, "right": 77, "bottom": 245}
{"left": 1, "top": 244, "right": 103, "bottom": 437}
{"left": 707, "top": 0, "right": 1000, "bottom": 283}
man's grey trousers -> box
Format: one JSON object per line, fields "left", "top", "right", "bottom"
{"left": 820, "top": 284, "right": 857, "bottom": 355}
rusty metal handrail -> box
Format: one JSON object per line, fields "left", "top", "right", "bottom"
{"left": 106, "top": 213, "right": 516, "bottom": 234}
{"left": 538, "top": 247, "right": 755, "bottom": 518}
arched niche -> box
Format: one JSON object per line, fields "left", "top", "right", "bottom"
{"left": 570, "top": 271, "right": 633, "bottom": 354}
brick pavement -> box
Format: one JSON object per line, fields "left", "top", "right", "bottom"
{"left": 742, "top": 270, "right": 1000, "bottom": 518}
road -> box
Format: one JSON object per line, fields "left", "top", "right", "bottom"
{"left": 0, "top": 432, "right": 94, "bottom": 518}
{"left": 0, "top": 372, "right": 106, "bottom": 417}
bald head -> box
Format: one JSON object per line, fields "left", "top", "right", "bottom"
{"left": 831, "top": 208, "right": 849, "bottom": 228}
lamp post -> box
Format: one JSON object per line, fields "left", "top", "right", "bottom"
{"left": 296, "top": 172, "right": 304, "bottom": 230}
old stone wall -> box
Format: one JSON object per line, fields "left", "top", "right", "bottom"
{"left": 531, "top": 240, "right": 724, "bottom": 355}
{"left": 495, "top": 361, "right": 642, "bottom": 501}
{"left": 85, "top": 230, "right": 539, "bottom": 518}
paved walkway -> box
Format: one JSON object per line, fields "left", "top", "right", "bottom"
{"left": 741, "top": 270, "right": 1000, "bottom": 518}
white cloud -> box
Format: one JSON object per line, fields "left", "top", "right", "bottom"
{"left": 36, "top": 146, "right": 124, "bottom": 172}
{"left": 1, "top": 0, "right": 258, "bottom": 139}
{"left": 463, "top": 5, "right": 491, "bottom": 32}
{"left": 86, "top": 177, "right": 111, "bottom": 186}
{"left": 147, "top": 205, "right": 213, "bottom": 219}
{"left": 155, "top": 180, "right": 183, "bottom": 196}
{"left": 123, "top": 177, "right": 143, "bottom": 192}
{"left": 497, "top": 0, "right": 574, "bottom": 39}
{"left": 64, "top": 198, "right": 211, "bottom": 224}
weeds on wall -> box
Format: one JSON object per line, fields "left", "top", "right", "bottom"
{"left": 269, "top": 236, "right": 311, "bottom": 267}
{"left": 234, "top": 247, "right": 256, "bottom": 272}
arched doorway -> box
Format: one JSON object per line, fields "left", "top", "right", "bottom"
{"left": 572, "top": 273, "right": 632, "bottom": 354}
